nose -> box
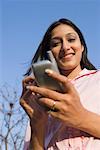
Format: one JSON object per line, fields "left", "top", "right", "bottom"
{"left": 62, "top": 39, "right": 70, "bottom": 51}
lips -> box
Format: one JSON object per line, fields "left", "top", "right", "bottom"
{"left": 60, "top": 52, "right": 75, "bottom": 60}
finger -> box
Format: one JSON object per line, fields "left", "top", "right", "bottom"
{"left": 22, "top": 76, "right": 35, "bottom": 87}
{"left": 45, "top": 69, "right": 76, "bottom": 93}
{"left": 20, "top": 89, "right": 34, "bottom": 101}
{"left": 20, "top": 98, "right": 34, "bottom": 118}
{"left": 47, "top": 109, "right": 60, "bottom": 118}
{"left": 21, "top": 76, "right": 36, "bottom": 97}
{"left": 26, "top": 85, "right": 64, "bottom": 101}
{"left": 22, "top": 75, "right": 35, "bottom": 81}
{"left": 38, "top": 97, "right": 59, "bottom": 111}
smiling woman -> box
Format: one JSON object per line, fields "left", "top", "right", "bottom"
{"left": 50, "top": 24, "right": 84, "bottom": 78}
{"left": 20, "top": 18, "right": 100, "bottom": 150}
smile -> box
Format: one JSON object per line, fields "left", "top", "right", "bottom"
{"left": 61, "top": 53, "right": 75, "bottom": 60}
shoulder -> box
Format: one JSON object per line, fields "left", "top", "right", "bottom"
{"left": 89, "top": 69, "right": 100, "bottom": 81}
{"left": 94, "top": 69, "right": 100, "bottom": 77}
{"left": 75, "top": 69, "right": 100, "bottom": 81}
{"left": 73, "top": 69, "right": 100, "bottom": 89}
{"left": 74, "top": 69, "right": 100, "bottom": 114}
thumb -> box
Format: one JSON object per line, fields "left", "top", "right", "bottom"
{"left": 45, "top": 69, "right": 76, "bottom": 93}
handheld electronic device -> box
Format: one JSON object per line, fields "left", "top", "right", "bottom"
{"left": 31, "top": 51, "right": 62, "bottom": 92}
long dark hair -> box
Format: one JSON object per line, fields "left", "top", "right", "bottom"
{"left": 25, "top": 18, "right": 96, "bottom": 76}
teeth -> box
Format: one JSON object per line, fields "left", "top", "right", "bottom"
{"left": 60, "top": 53, "right": 75, "bottom": 59}
{"left": 65, "top": 53, "right": 74, "bottom": 56}
{"left": 62, "top": 53, "right": 74, "bottom": 59}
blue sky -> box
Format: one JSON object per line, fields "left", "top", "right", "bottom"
{"left": 1, "top": 0, "right": 100, "bottom": 92}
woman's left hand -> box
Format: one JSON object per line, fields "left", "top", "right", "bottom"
{"left": 26, "top": 69, "right": 87, "bottom": 129}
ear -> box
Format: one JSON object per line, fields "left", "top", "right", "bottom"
{"left": 81, "top": 45, "right": 84, "bottom": 52}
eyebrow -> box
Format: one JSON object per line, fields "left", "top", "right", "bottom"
{"left": 51, "top": 32, "right": 77, "bottom": 40}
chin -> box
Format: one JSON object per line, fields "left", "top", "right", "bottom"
{"left": 58, "top": 62, "right": 76, "bottom": 71}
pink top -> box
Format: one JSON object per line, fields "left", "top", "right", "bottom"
{"left": 24, "top": 69, "right": 100, "bottom": 150}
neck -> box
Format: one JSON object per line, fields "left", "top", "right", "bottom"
{"left": 60, "top": 65, "right": 82, "bottom": 80}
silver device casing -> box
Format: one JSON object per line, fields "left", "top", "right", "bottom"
{"left": 31, "top": 51, "right": 62, "bottom": 92}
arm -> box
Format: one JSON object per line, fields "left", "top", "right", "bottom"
{"left": 78, "top": 109, "right": 100, "bottom": 138}
{"left": 23, "top": 121, "right": 46, "bottom": 150}
{"left": 29, "top": 124, "right": 45, "bottom": 150}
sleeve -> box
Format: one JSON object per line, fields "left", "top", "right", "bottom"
{"left": 23, "top": 121, "right": 31, "bottom": 150}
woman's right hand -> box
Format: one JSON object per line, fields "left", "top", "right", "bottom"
{"left": 20, "top": 76, "right": 48, "bottom": 122}
{"left": 20, "top": 76, "right": 48, "bottom": 149}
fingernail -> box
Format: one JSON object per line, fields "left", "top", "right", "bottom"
{"left": 45, "top": 69, "right": 53, "bottom": 74}
{"left": 26, "top": 86, "right": 30, "bottom": 89}
{"left": 32, "top": 92, "right": 35, "bottom": 95}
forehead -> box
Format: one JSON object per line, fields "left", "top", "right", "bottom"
{"left": 51, "top": 24, "right": 78, "bottom": 38}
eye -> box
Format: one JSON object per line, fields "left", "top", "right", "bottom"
{"left": 68, "top": 38, "right": 75, "bottom": 43}
{"left": 50, "top": 41, "right": 61, "bottom": 48}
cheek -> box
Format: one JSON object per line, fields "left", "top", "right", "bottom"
{"left": 73, "top": 43, "right": 81, "bottom": 50}
{"left": 74, "top": 44, "right": 83, "bottom": 55}
{"left": 75, "top": 49, "right": 83, "bottom": 62}
{"left": 72, "top": 44, "right": 83, "bottom": 62}
{"left": 51, "top": 48, "right": 59, "bottom": 59}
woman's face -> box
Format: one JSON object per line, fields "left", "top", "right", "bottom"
{"left": 50, "top": 24, "right": 84, "bottom": 72}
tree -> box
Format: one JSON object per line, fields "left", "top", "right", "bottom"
{"left": 0, "top": 84, "right": 28, "bottom": 150}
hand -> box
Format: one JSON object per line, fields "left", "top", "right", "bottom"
{"left": 26, "top": 69, "right": 87, "bottom": 129}
{"left": 20, "top": 76, "right": 48, "bottom": 129}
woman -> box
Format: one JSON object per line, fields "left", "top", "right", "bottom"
{"left": 20, "top": 18, "right": 100, "bottom": 150}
